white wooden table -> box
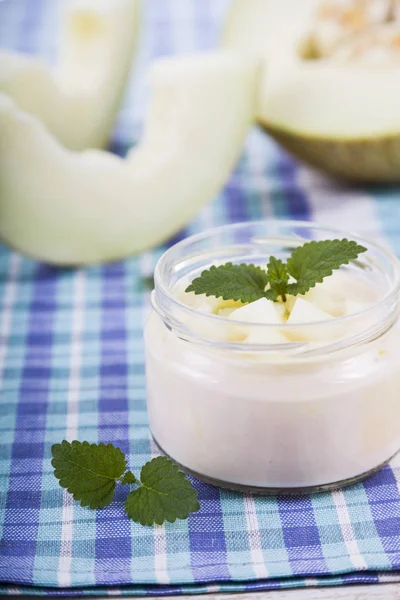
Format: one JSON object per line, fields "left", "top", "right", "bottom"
{"left": 20, "top": 584, "right": 400, "bottom": 599}
{"left": 196, "top": 586, "right": 400, "bottom": 599}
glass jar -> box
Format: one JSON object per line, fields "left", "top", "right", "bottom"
{"left": 144, "top": 221, "right": 400, "bottom": 493}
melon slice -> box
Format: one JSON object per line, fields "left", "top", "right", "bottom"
{"left": 285, "top": 297, "right": 337, "bottom": 341}
{"left": 222, "top": 0, "right": 319, "bottom": 58}
{"left": 229, "top": 298, "right": 284, "bottom": 324}
{"left": 0, "top": 0, "right": 142, "bottom": 150}
{"left": 222, "top": 0, "right": 400, "bottom": 182}
{"left": 0, "top": 52, "right": 258, "bottom": 264}
{"left": 229, "top": 298, "right": 288, "bottom": 344}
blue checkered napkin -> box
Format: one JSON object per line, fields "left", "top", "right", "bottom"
{"left": 1, "top": 235, "right": 400, "bottom": 596}
{"left": 2, "top": 0, "right": 400, "bottom": 596}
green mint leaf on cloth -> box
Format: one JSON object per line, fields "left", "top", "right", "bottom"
{"left": 265, "top": 256, "right": 290, "bottom": 302}
{"left": 51, "top": 440, "right": 127, "bottom": 509}
{"left": 125, "top": 456, "right": 200, "bottom": 526}
{"left": 286, "top": 239, "right": 367, "bottom": 296}
{"left": 120, "top": 471, "right": 137, "bottom": 485}
{"left": 186, "top": 263, "right": 268, "bottom": 303}
{"left": 52, "top": 442, "right": 199, "bottom": 525}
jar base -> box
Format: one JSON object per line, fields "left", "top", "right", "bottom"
{"left": 152, "top": 437, "right": 397, "bottom": 495}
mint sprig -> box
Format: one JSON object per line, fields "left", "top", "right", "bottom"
{"left": 51, "top": 441, "right": 200, "bottom": 526}
{"left": 265, "top": 256, "right": 290, "bottom": 302}
{"left": 186, "top": 239, "right": 367, "bottom": 303}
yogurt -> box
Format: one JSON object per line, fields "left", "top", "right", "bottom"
{"left": 145, "top": 222, "right": 400, "bottom": 492}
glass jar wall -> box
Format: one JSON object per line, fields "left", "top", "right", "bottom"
{"left": 145, "top": 221, "right": 400, "bottom": 493}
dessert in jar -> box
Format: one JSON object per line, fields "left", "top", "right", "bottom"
{"left": 144, "top": 221, "right": 400, "bottom": 493}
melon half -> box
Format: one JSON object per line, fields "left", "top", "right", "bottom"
{"left": 223, "top": 0, "right": 400, "bottom": 182}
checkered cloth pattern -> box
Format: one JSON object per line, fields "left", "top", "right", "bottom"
{"left": 1, "top": 0, "right": 400, "bottom": 596}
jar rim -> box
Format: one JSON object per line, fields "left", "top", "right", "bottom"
{"left": 153, "top": 220, "right": 400, "bottom": 351}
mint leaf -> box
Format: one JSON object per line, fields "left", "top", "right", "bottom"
{"left": 265, "top": 256, "right": 290, "bottom": 301}
{"left": 52, "top": 442, "right": 200, "bottom": 526}
{"left": 120, "top": 471, "right": 137, "bottom": 485}
{"left": 51, "top": 440, "right": 126, "bottom": 509}
{"left": 186, "top": 263, "right": 268, "bottom": 303}
{"left": 125, "top": 456, "right": 200, "bottom": 526}
{"left": 184, "top": 239, "right": 367, "bottom": 305}
{"left": 287, "top": 239, "right": 367, "bottom": 296}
